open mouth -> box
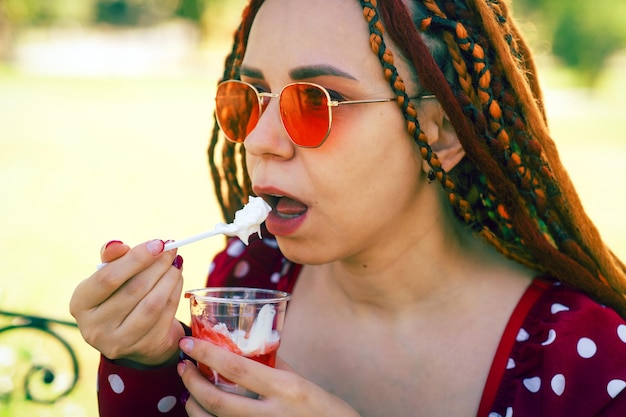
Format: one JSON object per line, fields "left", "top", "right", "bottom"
{"left": 263, "top": 195, "right": 308, "bottom": 218}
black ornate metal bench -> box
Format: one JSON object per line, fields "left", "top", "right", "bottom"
{"left": 0, "top": 310, "right": 81, "bottom": 411}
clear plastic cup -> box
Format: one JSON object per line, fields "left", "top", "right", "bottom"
{"left": 185, "top": 287, "right": 291, "bottom": 397}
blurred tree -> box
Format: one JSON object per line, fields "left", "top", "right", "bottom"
{"left": 175, "top": 0, "right": 206, "bottom": 21}
{"left": 514, "top": 0, "right": 626, "bottom": 86}
{"left": 90, "top": 0, "right": 241, "bottom": 28}
{"left": 0, "top": 0, "right": 10, "bottom": 60}
{"left": 198, "top": 0, "right": 247, "bottom": 42}
{"left": 552, "top": 1, "right": 624, "bottom": 86}
{"left": 94, "top": 0, "right": 142, "bottom": 25}
{"left": 2, "top": 0, "right": 55, "bottom": 26}
{"left": 2, "top": 0, "right": 92, "bottom": 26}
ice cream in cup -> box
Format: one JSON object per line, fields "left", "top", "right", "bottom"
{"left": 185, "top": 287, "right": 291, "bottom": 397}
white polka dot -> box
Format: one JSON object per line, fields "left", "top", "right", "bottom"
{"left": 607, "top": 379, "right": 626, "bottom": 398}
{"left": 506, "top": 358, "right": 515, "bottom": 369}
{"left": 157, "top": 395, "right": 177, "bottom": 413}
{"left": 280, "top": 259, "right": 291, "bottom": 275}
{"left": 108, "top": 374, "right": 124, "bottom": 394}
{"left": 505, "top": 408, "right": 512, "bottom": 417}
{"left": 617, "top": 324, "right": 626, "bottom": 343}
{"left": 551, "top": 303, "right": 570, "bottom": 314}
{"left": 226, "top": 240, "right": 246, "bottom": 257}
{"left": 488, "top": 413, "right": 501, "bottom": 417}
{"left": 541, "top": 329, "right": 557, "bottom": 346}
{"left": 523, "top": 376, "right": 541, "bottom": 393}
{"left": 233, "top": 260, "right": 250, "bottom": 278}
{"left": 208, "top": 262, "right": 215, "bottom": 275}
{"left": 262, "top": 238, "right": 279, "bottom": 248}
{"left": 270, "top": 272, "right": 281, "bottom": 284}
{"left": 551, "top": 374, "right": 565, "bottom": 396}
{"left": 516, "top": 328, "right": 529, "bottom": 342}
{"left": 577, "top": 337, "right": 597, "bottom": 358}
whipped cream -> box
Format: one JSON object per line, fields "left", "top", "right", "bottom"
{"left": 215, "top": 196, "right": 272, "bottom": 245}
{"left": 211, "top": 304, "right": 279, "bottom": 356}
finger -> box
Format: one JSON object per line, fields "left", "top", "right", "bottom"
{"left": 100, "top": 240, "right": 130, "bottom": 263}
{"left": 183, "top": 390, "right": 218, "bottom": 417}
{"left": 73, "top": 239, "right": 172, "bottom": 311}
{"left": 178, "top": 359, "right": 260, "bottom": 417}
{"left": 76, "top": 261, "right": 184, "bottom": 363}
{"left": 119, "top": 266, "right": 185, "bottom": 361}
{"left": 93, "top": 254, "right": 179, "bottom": 330}
{"left": 179, "top": 337, "right": 283, "bottom": 398}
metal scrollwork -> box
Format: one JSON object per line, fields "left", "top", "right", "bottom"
{"left": 0, "top": 310, "right": 80, "bottom": 404}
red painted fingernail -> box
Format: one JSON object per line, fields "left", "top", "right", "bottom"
{"left": 146, "top": 239, "right": 165, "bottom": 256}
{"left": 104, "top": 240, "right": 123, "bottom": 249}
{"left": 180, "top": 389, "right": 190, "bottom": 405}
{"left": 172, "top": 255, "right": 184, "bottom": 269}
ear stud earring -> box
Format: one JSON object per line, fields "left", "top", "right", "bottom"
{"left": 427, "top": 169, "right": 436, "bottom": 184}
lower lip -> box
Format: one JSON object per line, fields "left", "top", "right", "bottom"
{"left": 264, "top": 210, "right": 307, "bottom": 236}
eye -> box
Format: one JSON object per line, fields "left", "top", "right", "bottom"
{"left": 253, "top": 84, "right": 269, "bottom": 94}
{"left": 250, "top": 83, "right": 272, "bottom": 108}
{"left": 325, "top": 88, "right": 345, "bottom": 102}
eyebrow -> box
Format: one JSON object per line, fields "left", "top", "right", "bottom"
{"left": 240, "top": 66, "right": 264, "bottom": 79}
{"left": 239, "top": 64, "right": 358, "bottom": 81}
{"left": 290, "top": 65, "right": 357, "bottom": 81}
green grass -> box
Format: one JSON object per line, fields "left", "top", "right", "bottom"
{"left": 0, "top": 50, "right": 625, "bottom": 415}
{"left": 0, "top": 67, "right": 227, "bottom": 416}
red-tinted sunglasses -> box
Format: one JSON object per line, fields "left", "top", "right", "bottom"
{"left": 215, "top": 80, "right": 435, "bottom": 148}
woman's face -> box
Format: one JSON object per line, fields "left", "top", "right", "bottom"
{"left": 243, "top": 0, "right": 434, "bottom": 265}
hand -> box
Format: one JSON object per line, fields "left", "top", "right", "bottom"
{"left": 177, "top": 337, "right": 361, "bottom": 417}
{"left": 69, "top": 239, "right": 185, "bottom": 366}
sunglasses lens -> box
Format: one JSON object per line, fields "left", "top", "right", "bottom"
{"left": 280, "top": 84, "right": 331, "bottom": 147}
{"left": 215, "top": 81, "right": 260, "bottom": 143}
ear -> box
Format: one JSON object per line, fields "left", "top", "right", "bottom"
{"left": 418, "top": 101, "right": 465, "bottom": 173}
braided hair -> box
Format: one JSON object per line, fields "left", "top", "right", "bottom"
{"left": 207, "top": 0, "right": 626, "bottom": 316}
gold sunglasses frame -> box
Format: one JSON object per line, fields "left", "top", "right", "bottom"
{"left": 215, "top": 79, "right": 436, "bottom": 148}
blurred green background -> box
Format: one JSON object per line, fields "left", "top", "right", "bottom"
{"left": 0, "top": 0, "right": 625, "bottom": 415}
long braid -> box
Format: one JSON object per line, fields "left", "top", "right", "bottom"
{"left": 208, "top": 0, "right": 264, "bottom": 222}
{"left": 486, "top": 0, "right": 547, "bottom": 121}
{"left": 369, "top": 0, "right": 626, "bottom": 314}
{"left": 361, "top": 0, "right": 475, "bottom": 224}
{"left": 470, "top": 0, "right": 626, "bottom": 295}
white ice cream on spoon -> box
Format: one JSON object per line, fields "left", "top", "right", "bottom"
{"left": 163, "top": 196, "right": 271, "bottom": 250}
{"left": 210, "top": 196, "right": 273, "bottom": 246}
{"left": 96, "top": 197, "right": 271, "bottom": 269}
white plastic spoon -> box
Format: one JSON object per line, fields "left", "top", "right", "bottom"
{"left": 96, "top": 197, "right": 271, "bottom": 270}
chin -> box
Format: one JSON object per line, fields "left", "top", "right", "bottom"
{"left": 277, "top": 239, "right": 330, "bottom": 266}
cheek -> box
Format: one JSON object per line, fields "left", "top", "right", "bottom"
{"left": 332, "top": 108, "right": 421, "bottom": 170}
{"left": 313, "top": 120, "right": 422, "bottom": 202}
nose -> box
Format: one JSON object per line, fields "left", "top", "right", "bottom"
{"left": 244, "top": 98, "right": 295, "bottom": 159}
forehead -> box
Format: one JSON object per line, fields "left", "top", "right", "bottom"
{"left": 242, "top": 0, "right": 378, "bottom": 81}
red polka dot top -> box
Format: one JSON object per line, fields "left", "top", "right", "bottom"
{"left": 96, "top": 234, "right": 626, "bottom": 416}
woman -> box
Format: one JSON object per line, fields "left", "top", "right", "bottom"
{"left": 70, "top": 0, "right": 626, "bottom": 415}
